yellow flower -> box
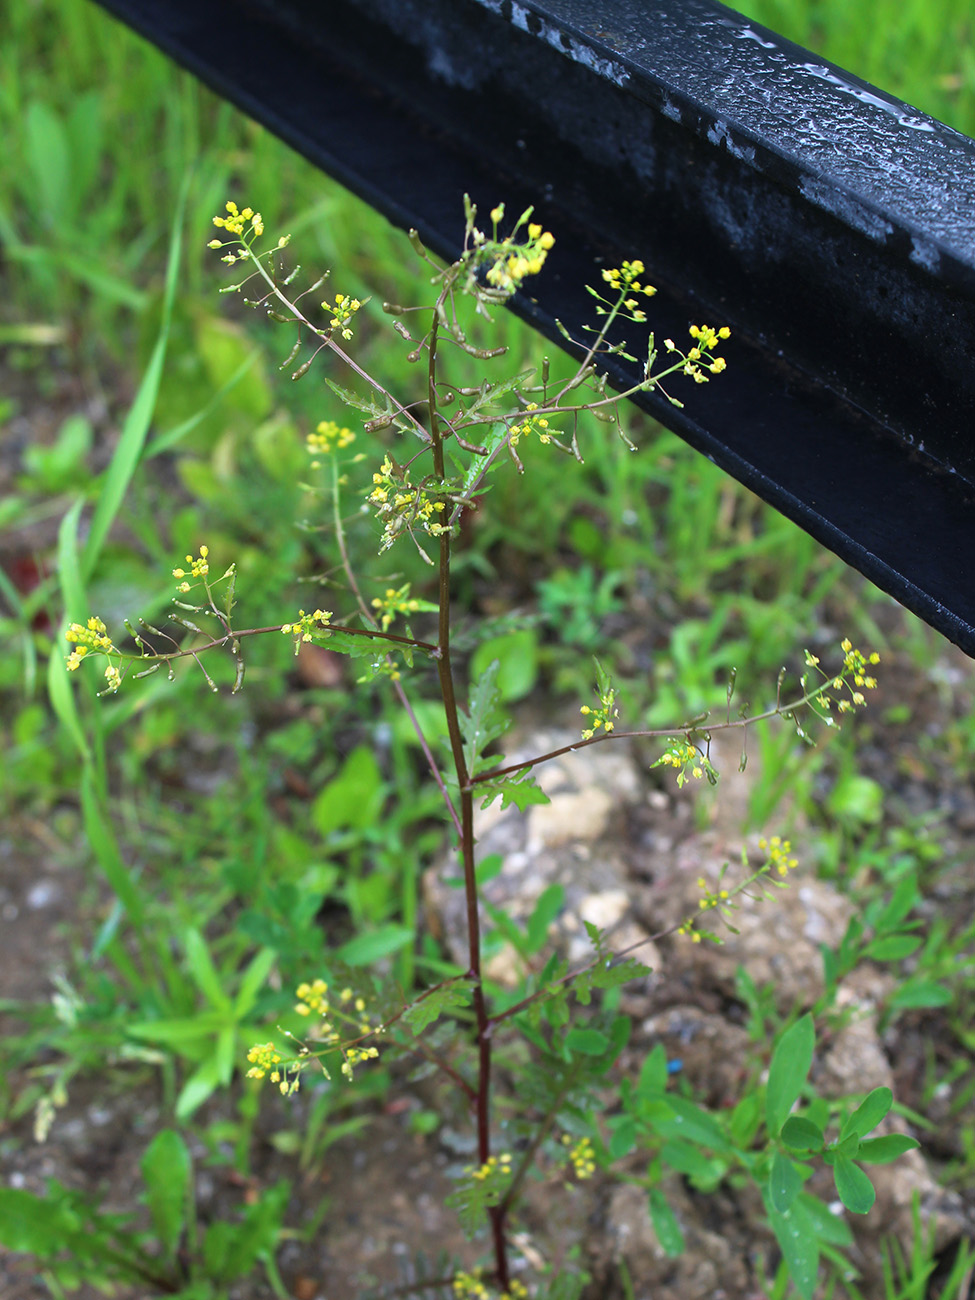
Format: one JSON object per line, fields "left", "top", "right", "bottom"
{"left": 307, "top": 420, "right": 356, "bottom": 456}
{"left": 64, "top": 615, "right": 117, "bottom": 672}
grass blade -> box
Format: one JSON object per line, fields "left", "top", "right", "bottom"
{"left": 82, "top": 173, "right": 188, "bottom": 576}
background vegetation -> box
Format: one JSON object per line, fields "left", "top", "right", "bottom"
{"left": 1, "top": 0, "right": 974, "bottom": 1295}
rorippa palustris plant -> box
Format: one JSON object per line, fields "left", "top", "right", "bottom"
{"left": 64, "top": 198, "right": 905, "bottom": 1297}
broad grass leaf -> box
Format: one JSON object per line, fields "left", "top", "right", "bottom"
{"left": 84, "top": 175, "right": 187, "bottom": 576}
{"left": 141, "top": 1130, "right": 191, "bottom": 1259}
{"left": 649, "top": 1187, "right": 684, "bottom": 1256}
{"left": 335, "top": 924, "right": 414, "bottom": 966}
{"left": 769, "top": 1149, "right": 803, "bottom": 1212}
{"left": 766, "top": 1014, "right": 814, "bottom": 1137}
{"left": 767, "top": 1199, "right": 819, "bottom": 1300}
{"left": 0, "top": 1187, "right": 80, "bottom": 1252}
{"left": 888, "top": 979, "right": 951, "bottom": 1009}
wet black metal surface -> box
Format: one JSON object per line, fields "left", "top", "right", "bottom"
{"left": 93, "top": 0, "right": 975, "bottom": 654}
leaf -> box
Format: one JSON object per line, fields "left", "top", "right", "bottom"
{"left": 312, "top": 745, "right": 384, "bottom": 836}
{"left": 461, "top": 660, "right": 508, "bottom": 773}
{"left": 766, "top": 1199, "right": 819, "bottom": 1300}
{"left": 477, "top": 768, "right": 551, "bottom": 812}
{"left": 48, "top": 498, "right": 90, "bottom": 763}
{"left": 857, "top": 1134, "right": 921, "bottom": 1164}
{"left": 795, "top": 1189, "right": 853, "bottom": 1245}
{"left": 661, "top": 1138, "right": 724, "bottom": 1185}
{"left": 459, "top": 420, "right": 510, "bottom": 500}
{"left": 638, "top": 1043, "right": 669, "bottom": 1096}
{"left": 564, "top": 1027, "right": 610, "bottom": 1057}
{"left": 176, "top": 1052, "right": 226, "bottom": 1121}
{"left": 833, "top": 1157, "right": 876, "bottom": 1214}
{"left": 655, "top": 1096, "right": 731, "bottom": 1154}
{"left": 769, "top": 1149, "right": 804, "bottom": 1212}
{"left": 608, "top": 1116, "right": 637, "bottom": 1159}
{"left": 140, "top": 1130, "right": 191, "bottom": 1259}
{"left": 470, "top": 629, "right": 539, "bottom": 702}
{"left": 334, "top": 924, "right": 414, "bottom": 966}
{"left": 83, "top": 175, "right": 186, "bottom": 576}
{"left": 888, "top": 979, "right": 951, "bottom": 1009}
{"left": 234, "top": 947, "right": 277, "bottom": 1018}
{"left": 766, "top": 1014, "right": 814, "bottom": 1137}
{"left": 445, "top": 1163, "right": 508, "bottom": 1238}
{"left": 317, "top": 629, "right": 385, "bottom": 659}
{"left": 26, "top": 101, "right": 70, "bottom": 221}
{"left": 324, "top": 376, "right": 390, "bottom": 417}
{"left": 729, "top": 1091, "right": 764, "bottom": 1148}
{"left": 593, "top": 656, "right": 612, "bottom": 698}
{"left": 840, "top": 1086, "right": 893, "bottom": 1141}
{"left": 527, "top": 883, "right": 564, "bottom": 953}
{"left": 0, "top": 1186, "right": 80, "bottom": 1252}
{"left": 402, "top": 979, "right": 476, "bottom": 1034}
{"left": 81, "top": 769, "right": 145, "bottom": 924}
{"left": 824, "top": 1132, "right": 861, "bottom": 1162}
{"left": 183, "top": 927, "right": 231, "bottom": 1011}
{"left": 875, "top": 874, "right": 919, "bottom": 931}
{"left": 781, "top": 1116, "right": 825, "bottom": 1152}
{"left": 127, "top": 1012, "right": 225, "bottom": 1049}
{"left": 649, "top": 1187, "right": 685, "bottom": 1256}
{"left": 865, "top": 934, "right": 922, "bottom": 961}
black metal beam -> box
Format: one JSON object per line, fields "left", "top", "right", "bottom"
{"left": 92, "top": 0, "right": 975, "bottom": 655}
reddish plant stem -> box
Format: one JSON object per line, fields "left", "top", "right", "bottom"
{"left": 427, "top": 304, "right": 510, "bottom": 1290}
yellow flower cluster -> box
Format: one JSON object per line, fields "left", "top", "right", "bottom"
{"left": 208, "top": 201, "right": 265, "bottom": 261}
{"left": 453, "top": 1271, "right": 528, "bottom": 1300}
{"left": 562, "top": 1134, "right": 597, "bottom": 1180}
{"left": 280, "top": 608, "right": 332, "bottom": 653}
{"left": 479, "top": 207, "right": 555, "bottom": 296}
{"left": 321, "top": 292, "right": 362, "bottom": 340}
{"left": 368, "top": 456, "right": 449, "bottom": 551}
{"left": 663, "top": 324, "right": 731, "bottom": 381}
{"left": 371, "top": 584, "right": 421, "bottom": 631}
{"left": 246, "top": 1041, "right": 282, "bottom": 1080}
{"left": 696, "top": 875, "right": 730, "bottom": 911}
{"left": 467, "top": 1152, "right": 513, "bottom": 1182}
{"left": 211, "top": 200, "right": 264, "bottom": 238}
{"left": 580, "top": 687, "right": 618, "bottom": 741}
{"left": 601, "top": 259, "right": 657, "bottom": 321}
{"left": 172, "top": 544, "right": 209, "bottom": 594}
{"left": 293, "top": 980, "right": 380, "bottom": 1081}
{"left": 307, "top": 420, "right": 356, "bottom": 462}
{"left": 509, "top": 402, "right": 554, "bottom": 447}
{"left": 64, "top": 616, "right": 118, "bottom": 673}
{"left": 295, "top": 979, "right": 367, "bottom": 1020}
{"left": 676, "top": 875, "right": 732, "bottom": 943}
{"left": 759, "top": 835, "right": 798, "bottom": 877}
{"left": 341, "top": 1044, "right": 379, "bottom": 1081}
{"left": 654, "top": 738, "right": 716, "bottom": 788}
{"left": 805, "top": 638, "right": 880, "bottom": 714}
{"left": 246, "top": 1041, "right": 300, "bottom": 1096}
